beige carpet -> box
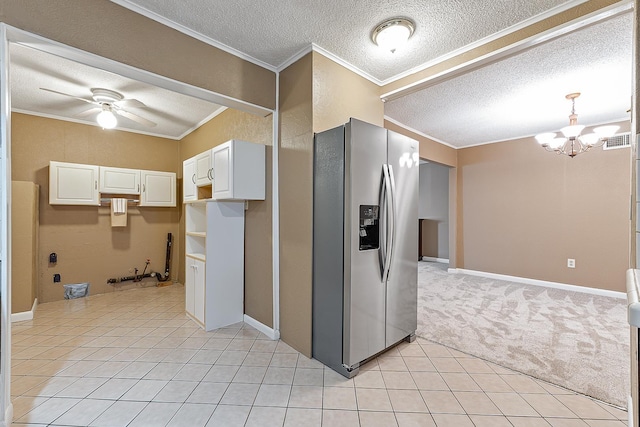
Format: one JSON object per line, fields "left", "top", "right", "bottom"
{"left": 416, "top": 261, "right": 629, "bottom": 407}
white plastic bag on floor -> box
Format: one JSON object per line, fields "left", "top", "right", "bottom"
{"left": 63, "top": 283, "right": 90, "bottom": 299}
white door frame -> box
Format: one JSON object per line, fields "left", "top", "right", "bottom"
{"left": 0, "top": 24, "right": 280, "bottom": 425}
{"left": 0, "top": 23, "right": 12, "bottom": 427}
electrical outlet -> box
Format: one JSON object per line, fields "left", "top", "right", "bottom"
{"left": 567, "top": 258, "right": 575, "bottom": 268}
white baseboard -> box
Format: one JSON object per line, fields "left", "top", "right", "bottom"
{"left": 449, "top": 268, "right": 626, "bottom": 299}
{"left": 244, "top": 314, "right": 280, "bottom": 340}
{"left": 11, "top": 298, "right": 37, "bottom": 322}
{"left": 421, "top": 256, "right": 449, "bottom": 264}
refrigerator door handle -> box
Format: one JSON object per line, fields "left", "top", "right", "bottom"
{"left": 381, "top": 164, "right": 393, "bottom": 282}
{"left": 378, "top": 167, "right": 386, "bottom": 278}
{"left": 387, "top": 164, "right": 397, "bottom": 279}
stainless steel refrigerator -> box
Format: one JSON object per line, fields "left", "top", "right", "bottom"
{"left": 313, "top": 118, "right": 418, "bottom": 378}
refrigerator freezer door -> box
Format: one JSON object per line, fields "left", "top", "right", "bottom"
{"left": 343, "top": 119, "right": 388, "bottom": 367}
{"left": 385, "top": 130, "right": 419, "bottom": 347}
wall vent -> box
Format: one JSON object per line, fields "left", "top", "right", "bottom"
{"left": 602, "top": 132, "right": 631, "bottom": 150}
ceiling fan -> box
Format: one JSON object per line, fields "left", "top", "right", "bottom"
{"left": 39, "top": 87, "right": 157, "bottom": 129}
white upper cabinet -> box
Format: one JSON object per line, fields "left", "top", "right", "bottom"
{"left": 49, "top": 161, "right": 100, "bottom": 206}
{"left": 183, "top": 156, "right": 197, "bottom": 202}
{"left": 99, "top": 166, "right": 141, "bottom": 195}
{"left": 139, "top": 170, "right": 176, "bottom": 207}
{"left": 212, "top": 140, "right": 265, "bottom": 201}
{"left": 195, "top": 150, "right": 213, "bottom": 187}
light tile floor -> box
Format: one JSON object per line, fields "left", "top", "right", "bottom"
{"left": 11, "top": 285, "right": 628, "bottom": 426}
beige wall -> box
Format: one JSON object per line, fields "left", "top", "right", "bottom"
{"left": 180, "top": 108, "right": 274, "bottom": 328}
{"left": 279, "top": 53, "right": 314, "bottom": 356}
{"left": 312, "top": 52, "right": 384, "bottom": 132}
{"left": 11, "top": 181, "right": 38, "bottom": 313}
{"left": 456, "top": 121, "right": 630, "bottom": 292}
{"left": 384, "top": 120, "right": 457, "bottom": 167}
{"left": 278, "top": 52, "right": 385, "bottom": 357}
{"left": 1, "top": 0, "right": 275, "bottom": 110}
{"left": 11, "top": 113, "right": 181, "bottom": 303}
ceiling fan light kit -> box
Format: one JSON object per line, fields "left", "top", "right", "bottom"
{"left": 535, "top": 92, "right": 619, "bottom": 158}
{"left": 372, "top": 18, "right": 415, "bottom": 53}
{"left": 39, "top": 87, "right": 157, "bottom": 130}
{"left": 97, "top": 106, "right": 117, "bottom": 129}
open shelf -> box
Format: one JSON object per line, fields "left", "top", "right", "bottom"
{"left": 186, "top": 231, "right": 206, "bottom": 238}
{"left": 186, "top": 201, "right": 207, "bottom": 234}
{"left": 186, "top": 252, "right": 206, "bottom": 262}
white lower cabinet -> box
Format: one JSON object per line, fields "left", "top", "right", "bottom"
{"left": 185, "top": 256, "right": 205, "bottom": 325}
{"left": 184, "top": 200, "right": 245, "bottom": 331}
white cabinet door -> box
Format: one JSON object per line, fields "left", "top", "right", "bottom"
{"left": 212, "top": 144, "right": 231, "bottom": 198}
{"left": 211, "top": 140, "right": 265, "bottom": 200}
{"left": 99, "top": 166, "right": 140, "bottom": 195}
{"left": 140, "top": 170, "right": 176, "bottom": 207}
{"left": 49, "top": 161, "right": 100, "bottom": 205}
{"left": 204, "top": 201, "right": 245, "bottom": 330}
{"left": 185, "top": 257, "right": 196, "bottom": 317}
{"left": 193, "top": 258, "right": 205, "bottom": 324}
{"left": 195, "top": 150, "right": 213, "bottom": 187}
{"left": 183, "top": 157, "right": 197, "bottom": 202}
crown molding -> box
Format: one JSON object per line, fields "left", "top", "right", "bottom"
{"left": 454, "top": 116, "right": 631, "bottom": 149}
{"left": 112, "top": 0, "right": 630, "bottom": 102}
{"left": 380, "top": 0, "right": 633, "bottom": 100}
{"left": 12, "top": 108, "right": 189, "bottom": 140}
{"left": 276, "top": 45, "right": 313, "bottom": 72}
{"left": 110, "top": 0, "right": 278, "bottom": 72}
{"left": 177, "top": 106, "right": 228, "bottom": 140}
{"left": 383, "top": 116, "right": 457, "bottom": 149}
{"left": 378, "top": 0, "right": 595, "bottom": 87}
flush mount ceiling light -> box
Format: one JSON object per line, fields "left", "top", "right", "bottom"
{"left": 372, "top": 18, "right": 415, "bottom": 53}
{"left": 535, "top": 93, "right": 619, "bottom": 158}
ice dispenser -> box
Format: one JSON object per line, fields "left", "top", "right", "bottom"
{"left": 359, "top": 205, "right": 379, "bottom": 250}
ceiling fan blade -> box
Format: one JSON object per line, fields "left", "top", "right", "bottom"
{"left": 74, "top": 107, "right": 102, "bottom": 118}
{"left": 39, "top": 88, "right": 97, "bottom": 105}
{"left": 115, "top": 98, "right": 146, "bottom": 109}
{"left": 115, "top": 109, "right": 157, "bottom": 127}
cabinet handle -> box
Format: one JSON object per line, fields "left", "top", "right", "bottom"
{"left": 211, "top": 168, "right": 215, "bottom": 181}
{"left": 137, "top": 184, "right": 140, "bottom": 193}
{"left": 143, "top": 184, "right": 146, "bottom": 192}
{"left": 95, "top": 180, "right": 97, "bottom": 190}
{"left": 192, "top": 174, "right": 196, "bottom": 184}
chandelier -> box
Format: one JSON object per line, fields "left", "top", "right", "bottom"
{"left": 535, "top": 93, "right": 619, "bottom": 158}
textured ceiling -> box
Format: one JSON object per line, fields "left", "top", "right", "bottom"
{"left": 10, "top": 44, "right": 224, "bottom": 140}
{"left": 8, "top": 2, "right": 632, "bottom": 148}
{"left": 384, "top": 12, "right": 633, "bottom": 148}
{"left": 113, "top": 0, "right": 575, "bottom": 82}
